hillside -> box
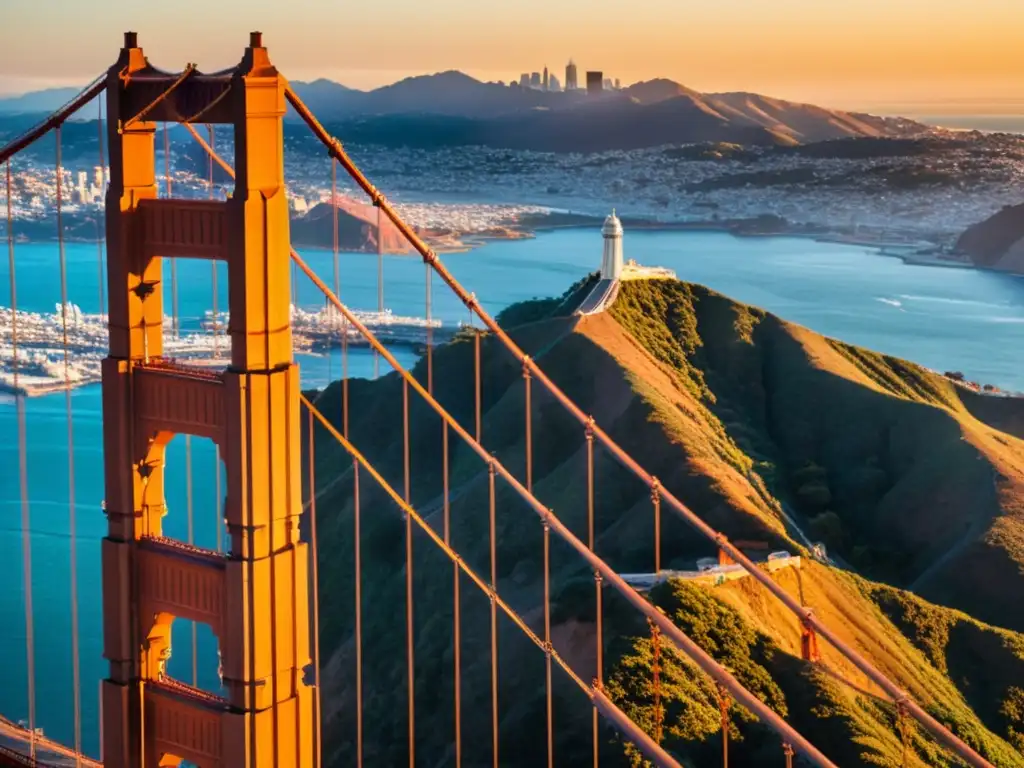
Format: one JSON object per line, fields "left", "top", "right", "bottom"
{"left": 956, "top": 202, "right": 1024, "bottom": 273}
{"left": 305, "top": 277, "right": 1024, "bottom": 766}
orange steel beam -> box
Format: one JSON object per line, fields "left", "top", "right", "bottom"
{"left": 302, "top": 395, "right": 685, "bottom": 768}
{"left": 0, "top": 77, "right": 106, "bottom": 164}
{"left": 183, "top": 125, "right": 836, "bottom": 765}
{"left": 283, "top": 85, "right": 994, "bottom": 768}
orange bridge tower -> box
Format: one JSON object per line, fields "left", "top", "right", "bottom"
{"left": 100, "top": 32, "right": 313, "bottom": 767}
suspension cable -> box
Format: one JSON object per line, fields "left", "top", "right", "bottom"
{"left": 186, "top": 434, "right": 196, "bottom": 686}
{"left": 652, "top": 478, "right": 661, "bottom": 573}
{"left": 283, "top": 87, "right": 992, "bottom": 768}
{"left": 544, "top": 517, "right": 554, "bottom": 768}
{"left": 8, "top": 159, "right": 37, "bottom": 762}
{"left": 57, "top": 124, "right": 83, "bottom": 768}
{"left": 524, "top": 360, "right": 533, "bottom": 493}
{"left": 489, "top": 458, "right": 499, "bottom": 768}
{"left": 187, "top": 130, "right": 838, "bottom": 768}
{"left": 0, "top": 75, "right": 106, "bottom": 165}
{"left": 374, "top": 204, "right": 383, "bottom": 380}
{"left": 403, "top": 379, "right": 415, "bottom": 768}
{"left": 718, "top": 683, "right": 730, "bottom": 768}
{"left": 302, "top": 395, "right": 682, "bottom": 768}
{"left": 164, "top": 123, "right": 178, "bottom": 338}
{"left": 307, "top": 409, "right": 323, "bottom": 768}
{"left": 587, "top": 420, "right": 600, "bottom": 768}
{"left": 425, "top": 263, "right": 433, "bottom": 394}
{"left": 353, "top": 455, "right": 363, "bottom": 768}
{"left": 96, "top": 97, "right": 106, "bottom": 320}
{"left": 208, "top": 125, "right": 218, "bottom": 359}
{"left": 444, "top": 422, "right": 461, "bottom": 768}
{"left": 475, "top": 330, "right": 482, "bottom": 443}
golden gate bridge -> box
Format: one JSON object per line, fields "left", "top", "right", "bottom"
{"left": 0, "top": 31, "right": 999, "bottom": 768}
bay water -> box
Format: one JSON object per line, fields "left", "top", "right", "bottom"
{"left": 3, "top": 227, "right": 1024, "bottom": 757}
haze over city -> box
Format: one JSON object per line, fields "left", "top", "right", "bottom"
{"left": 1, "top": 0, "right": 1022, "bottom": 112}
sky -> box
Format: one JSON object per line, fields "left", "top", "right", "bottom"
{"left": 1, "top": 0, "right": 1022, "bottom": 113}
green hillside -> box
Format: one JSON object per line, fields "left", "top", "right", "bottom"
{"left": 306, "top": 277, "right": 1024, "bottom": 767}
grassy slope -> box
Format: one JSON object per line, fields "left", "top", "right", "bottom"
{"left": 309, "top": 277, "right": 1024, "bottom": 766}
{"left": 604, "top": 280, "right": 1024, "bottom": 632}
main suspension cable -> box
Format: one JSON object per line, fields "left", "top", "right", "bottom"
{"left": 8, "top": 159, "right": 37, "bottom": 762}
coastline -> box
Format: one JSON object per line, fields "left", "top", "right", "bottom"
{"left": 5, "top": 213, "right": 989, "bottom": 276}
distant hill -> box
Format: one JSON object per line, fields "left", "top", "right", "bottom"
{"left": 0, "top": 86, "right": 81, "bottom": 114}
{"left": 956, "top": 202, "right": 1024, "bottom": 272}
{"left": 2, "top": 73, "right": 933, "bottom": 153}
{"left": 307, "top": 276, "right": 1024, "bottom": 767}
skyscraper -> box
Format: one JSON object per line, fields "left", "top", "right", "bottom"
{"left": 549, "top": 74, "right": 561, "bottom": 92}
{"left": 543, "top": 66, "right": 549, "bottom": 91}
{"left": 530, "top": 72, "right": 541, "bottom": 88}
{"left": 519, "top": 73, "right": 530, "bottom": 87}
{"left": 586, "top": 71, "right": 603, "bottom": 96}
{"left": 565, "top": 59, "right": 578, "bottom": 91}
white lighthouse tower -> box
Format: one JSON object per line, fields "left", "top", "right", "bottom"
{"left": 600, "top": 209, "right": 624, "bottom": 280}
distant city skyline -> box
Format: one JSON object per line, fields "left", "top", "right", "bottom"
{"left": 0, "top": 0, "right": 1021, "bottom": 112}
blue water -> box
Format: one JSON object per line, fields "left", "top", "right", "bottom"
{"left": 4, "top": 228, "right": 1024, "bottom": 757}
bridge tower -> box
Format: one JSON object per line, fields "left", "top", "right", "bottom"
{"left": 99, "top": 32, "right": 313, "bottom": 767}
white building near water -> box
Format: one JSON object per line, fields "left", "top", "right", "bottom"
{"left": 600, "top": 209, "right": 624, "bottom": 280}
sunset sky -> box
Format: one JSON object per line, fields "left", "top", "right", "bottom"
{"left": 1, "top": 0, "right": 1022, "bottom": 112}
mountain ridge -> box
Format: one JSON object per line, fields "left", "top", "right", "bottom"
{"left": 305, "top": 276, "right": 1024, "bottom": 766}
{"left": 1, "top": 73, "right": 932, "bottom": 152}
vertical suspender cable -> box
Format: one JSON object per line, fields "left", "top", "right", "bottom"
{"left": 587, "top": 420, "right": 600, "bottom": 768}
{"left": 164, "top": 124, "right": 178, "bottom": 339}
{"left": 403, "top": 379, "right": 414, "bottom": 768}
{"left": 207, "top": 125, "right": 218, "bottom": 358}
{"left": 474, "top": 331, "right": 482, "bottom": 444}
{"left": 353, "top": 455, "right": 363, "bottom": 768}
{"left": 543, "top": 518, "right": 553, "bottom": 768}
{"left": 524, "top": 363, "right": 532, "bottom": 492}
{"left": 719, "top": 684, "right": 730, "bottom": 768}
{"left": 96, "top": 97, "right": 106, "bottom": 320}
{"left": 330, "top": 159, "right": 339, "bottom": 388}
{"left": 652, "top": 479, "right": 661, "bottom": 574}
{"left": 186, "top": 434, "right": 196, "bottom": 686}
{"left": 307, "top": 408, "right": 323, "bottom": 768}
{"left": 443, "top": 423, "right": 461, "bottom": 768}
{"left": 9, "top": 160, "right": 37, "bottom": 761}
{"left": 374, "top": 205, "right": 383, "bottom": 380}
{"left": 425, "top": 263, "right": 432, "bottom": 394}
{"left": 488, "top": 458, "right": 499, "bottom": 768}
{"left": 57, "top": 125, "right": 83, "bottom": 767}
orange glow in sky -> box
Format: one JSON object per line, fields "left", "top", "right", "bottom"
{"left": 1, "top": 0, "right": 1021, "bottom": 111}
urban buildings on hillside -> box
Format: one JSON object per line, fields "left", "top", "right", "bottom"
{"left": 514, "top": 59, "right": 617, "bottom": 93}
